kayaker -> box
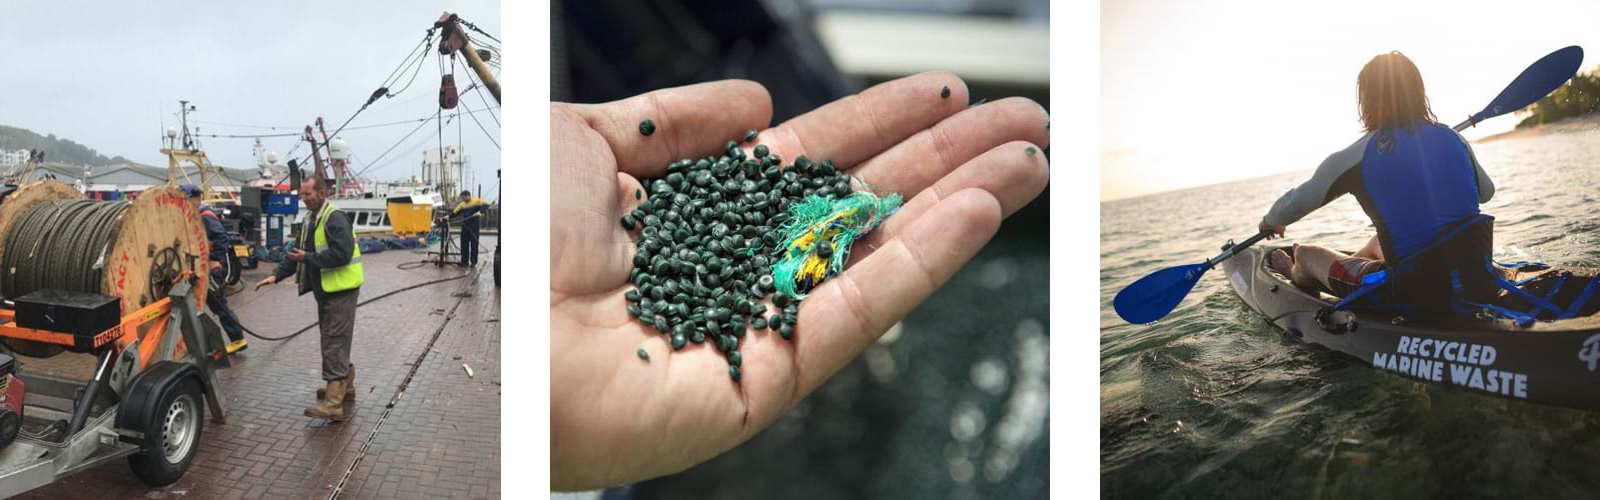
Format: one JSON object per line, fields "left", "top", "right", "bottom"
{"left": 1258, "top": 51, "right": 1497, "bottom": 315}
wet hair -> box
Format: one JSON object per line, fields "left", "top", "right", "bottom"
{"left": 1358, "top": 51, "right": 1438, "bottom": 132}
{"left": 460, "top": 189, "right": 472, "bottom": 197}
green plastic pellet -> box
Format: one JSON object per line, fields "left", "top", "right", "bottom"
{"left": 637, "top": 348, "right": 650, "bottom": 361}
{"left": 744, "top": 129, "right": 759, "bottom": 142}
{"left": 940, "top": 86, "right": 950, "bottom": 99}
{"left": 639, "top": 119, "right": 656, "bottom": 136}
{"left": 1026, "top": 147, "right": 1038, "bottom": 156}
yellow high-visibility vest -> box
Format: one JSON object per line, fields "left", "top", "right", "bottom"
{"left": 301, "top": 202, "right": 364, "bottom": 292}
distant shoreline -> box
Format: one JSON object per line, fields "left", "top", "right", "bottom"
{"left": 1475, "top": 114, "right": 1600, "bottom": 143}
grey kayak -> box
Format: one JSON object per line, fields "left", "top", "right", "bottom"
{"left": 1223, "top": 245, "right": 1600, "bottom": 412}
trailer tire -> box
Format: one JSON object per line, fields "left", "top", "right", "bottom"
{"left": 128, "top": 377, "right": 204, "bottom": 486}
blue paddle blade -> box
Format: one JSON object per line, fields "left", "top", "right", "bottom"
{"left": 1114, "top": 262, "right": 1210, "bottom": 324}
{"left": 1473, "top": 45, "right": 1583, "bottom": 124}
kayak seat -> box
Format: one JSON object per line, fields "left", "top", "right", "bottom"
{"left": 1333, "top": 214, "right": 1497, "bottom": 318}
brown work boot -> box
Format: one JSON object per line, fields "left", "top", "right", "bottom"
{"left": 316, "top": 365, "right": 355, "bottom": 402}
{"left": 304, "top": 380, "right": 347, "bottom": 420}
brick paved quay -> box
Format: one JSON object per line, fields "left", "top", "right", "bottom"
{"left": 13, "top": 237, "right": 502, "bottom": 499}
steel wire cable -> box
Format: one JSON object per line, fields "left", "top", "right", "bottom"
{"left": 2, "top": 200, "right": 130, "bottom": 300}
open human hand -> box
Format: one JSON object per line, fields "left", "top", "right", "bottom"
{"left": 550, "top": 72, "right": 1049, "bottom": 490}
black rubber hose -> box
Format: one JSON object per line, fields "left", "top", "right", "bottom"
{"left": 239, "top": 271, "right": 472, "bottom": 341}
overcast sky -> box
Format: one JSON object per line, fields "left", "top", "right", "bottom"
{"left": 0, "top": 1, "right": 501, "bottom": 197}
{"left": 1103, "top": 0, "right": 1600, "bottom": 201}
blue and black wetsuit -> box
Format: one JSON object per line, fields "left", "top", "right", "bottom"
{"left": 1262, "top": 123, "right": 1498, "bottom": 314}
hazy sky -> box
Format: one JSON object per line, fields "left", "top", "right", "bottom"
{"left": 1102, "top": 0, "right": 1600, "bottom": 201}
{"left": 0, "top": 1, "right": 500, "bottom": 195}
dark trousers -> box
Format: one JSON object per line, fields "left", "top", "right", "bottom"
{"left": 460, "top": 225, "right": 480, "bottom": 267}
{"left": 317, "top": 289, "right": 359, "bottom": 381}
{"left": 206, "top": 273, "right": 244, "bottom": 342}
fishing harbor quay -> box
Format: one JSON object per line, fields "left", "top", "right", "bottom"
{"left": 14, "top": 237, "right": 501, "bottom": 499}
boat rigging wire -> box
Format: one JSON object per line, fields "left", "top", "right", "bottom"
{"left": 195, "top": 107, "right": 498, "bottom": 140}
{"left": 464, "top": 68, "right": 500, "bottom": 128}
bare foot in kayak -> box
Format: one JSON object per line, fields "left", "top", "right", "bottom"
{"left": 1268, "top": 247, "right": 1295, "bottom": 276}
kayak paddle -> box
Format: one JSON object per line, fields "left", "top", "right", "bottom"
{"left": 1114, "top": 45, "right": 1583, "bottom": 325}
{"left": 1114, "top": 231, "right": 1270, "bottom": 324}
{"left": 1453, "top": 45, "right": 1583, "bottom": 131}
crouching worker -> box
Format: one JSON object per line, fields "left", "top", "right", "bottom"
{"left": 183, "top": 185, "right": 248, "bottom": 354}
{"left": 254, "top": 176, "right": 363, "bottom": 420}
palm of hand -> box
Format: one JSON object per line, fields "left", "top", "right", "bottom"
{"left": 550, "top": 73, "right": 1048, "bottom": 490}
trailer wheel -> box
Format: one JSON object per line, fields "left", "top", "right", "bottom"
{"left": 128, "top": 377, "right": 204, "bottom": 486}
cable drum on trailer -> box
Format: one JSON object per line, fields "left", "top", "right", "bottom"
{"left": 0, "top": 182, "right": 210, "bottom": 358}
{"left": 1, "top": 200, "right": 129, "bottom": 300}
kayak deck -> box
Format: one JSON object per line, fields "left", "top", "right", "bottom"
{"left": 1223, "top": 245, "right": 1600, "bottom": 412}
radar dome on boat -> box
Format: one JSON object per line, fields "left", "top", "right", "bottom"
{"left": 165, "top": 127, "right": 178, "bottom": 139}
{"left": 266, "top": 151, "right": 280, "bottom": 165}
{"left": 329, "top": 138, "right": 351, "bottom": 161}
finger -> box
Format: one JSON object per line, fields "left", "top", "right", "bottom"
{"left": 569, "top": 80, "right": 772, "bottom": 178}
{"left": 846, "top": 141, "right": 1047, "bottom": 265}
{"left": 850, "top": 97, "right": 1049, "bottom": 196}
{"left": 758, "top": 71, "right": 968, "bottom": 169}
{"left": 788, "top": 188, "right": 1002, "bottom": 400}
{"left": 615, "top": 173, "right": 646, "bottom": 222}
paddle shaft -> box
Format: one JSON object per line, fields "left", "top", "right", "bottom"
{"left": 1206, "top": 231, "right": 1271, "bottom": 271}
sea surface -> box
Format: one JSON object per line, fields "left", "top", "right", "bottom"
{"left": 1101, "top": 129, "right": 1600, "bottom": 498}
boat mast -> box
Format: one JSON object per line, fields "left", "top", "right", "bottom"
{"left": 161, "top": 100, "right": 233, "bottom": 204}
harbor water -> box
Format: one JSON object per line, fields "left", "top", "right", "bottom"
{"left": 1101, "top": 128, "right": 1600, "bottom": 498}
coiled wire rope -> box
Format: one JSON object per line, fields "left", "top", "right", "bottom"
{"left": 1, "top": 199, "right": 130, "bottom": 300}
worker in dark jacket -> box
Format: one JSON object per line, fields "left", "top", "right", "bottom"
{"left": 183, "top": 185, "right": 248, "bottom": 354}
{"left": 255, "top": 176, "right": 364, "bottom": 420}
{"left": 451, "top": 190, "right": 489, "bottom": 268}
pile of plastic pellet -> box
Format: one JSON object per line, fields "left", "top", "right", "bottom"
{"left": 621, "top": 126, "right": 853, "bottom": 381}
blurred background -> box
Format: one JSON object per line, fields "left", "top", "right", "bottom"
{"left": 552, "top": 0, "right": 1049, "bottom": 498}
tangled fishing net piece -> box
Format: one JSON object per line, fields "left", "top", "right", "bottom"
{"left": 770, "top": 189, "right": 902, "bottom": 299}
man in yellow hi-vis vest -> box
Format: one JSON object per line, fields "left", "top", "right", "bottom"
{"left": 255, "top": 176, "right": 364, "bottom": 420}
